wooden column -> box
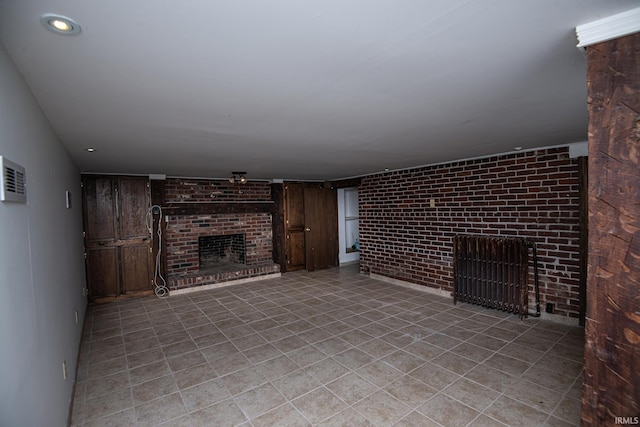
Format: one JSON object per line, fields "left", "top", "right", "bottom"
{"left": 578, "top": 156, "right": 588, "bottom": 327}
{"left": 582, "top": 32, "right": 640, "bottom": 426}
{"left": 150, "top": 180, "right": 168, "bottom": 285}
{"left": 270, "top": 183, "right": 287, "bottom": 272}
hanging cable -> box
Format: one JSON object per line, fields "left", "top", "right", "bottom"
{"left": 146, "top": 205, "right": 169, "bottom": 298}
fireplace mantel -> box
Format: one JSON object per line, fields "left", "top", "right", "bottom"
{"left": 163, "top": 201, "right": 276, "bottom": 216}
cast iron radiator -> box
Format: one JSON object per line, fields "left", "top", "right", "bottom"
{"left": 453, "top": 235, "right": 540, "bottom": 319}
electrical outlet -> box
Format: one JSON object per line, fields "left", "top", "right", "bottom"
{"left": 430, "top": 198, "right": 436, "bottom": 208}
{"left": 62, "top": 360, "right": 67, "bottom": 380}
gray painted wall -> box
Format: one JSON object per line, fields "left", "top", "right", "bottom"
{"left": 0, "top": 43, "right": 87, "bottom": 426}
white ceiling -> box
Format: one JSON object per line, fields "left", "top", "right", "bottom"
{"left": 0, "top": 1, "right": 637, "bottom": 181}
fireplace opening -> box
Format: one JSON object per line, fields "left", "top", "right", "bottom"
{"left": 198, "top": 234, "right": 246, "bottom": 273}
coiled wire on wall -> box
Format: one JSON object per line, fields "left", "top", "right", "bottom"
{"left": 146, "top": 205, "right": 169, "bottom": 298}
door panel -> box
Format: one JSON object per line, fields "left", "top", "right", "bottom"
{"left": 285, "top": 184, "right": 305, "bottom": 229}
{"left": 84, "top": 177, "right": 116, "bottom": 242}
{"left": 285, "top": 184, "right": 306, "bottom": 271}
{"left": 121, "top": 244, "right": 152, "bottom": 294}
{"left": 117, "top": 177, "right": 150, "bottom": 240}
{"left": 320, "top": 187, "right": 338, "bottom": 268}
{"left": 287, "top": 232, "right": 306, "bottom": 270}
{"left": 304, "top": 187, "right": 322, "bottom": 272}
{"left": 86, "top": 247, "right": 119, "bottom": 298}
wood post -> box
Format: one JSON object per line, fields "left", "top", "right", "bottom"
{"left": 270, "top": 183, "right": 287, "bottom": 272}
{"left": 582, "top": 32, "right": 640, "bottom": 425}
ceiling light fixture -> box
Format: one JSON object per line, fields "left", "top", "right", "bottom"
{"left": 41, "top": 13, "right": 81, "bottom": 35}
{"left": 86, "top": 148, "right": 95, "bottom": 152}
{"left": 229, "top": 172, "right": 247, "bottom": 184}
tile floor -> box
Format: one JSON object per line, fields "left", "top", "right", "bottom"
{"left": 71, "top": 264, "right": 584, "bottom": 426}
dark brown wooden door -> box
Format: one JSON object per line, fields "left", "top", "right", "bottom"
{"left": 284, "top": 183, "right": 338, "bottom": 272}
{"left": 304, "top": 187, "right": 338, "bottom": 271}
{"left": 285, "top": 183, "right": 306, "bottom": 271}
{"left": 83, "top": 176, "right": 152, "bottom": 301}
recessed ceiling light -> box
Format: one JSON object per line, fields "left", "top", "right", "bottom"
{"left": 86, "top": 148, "right": 95, "bottom": 152}
{"left": 41, "top": 13, "right": 81, "bottom": 35}
{"left": 513, "top": 146, "right": 523, "bottom": 151}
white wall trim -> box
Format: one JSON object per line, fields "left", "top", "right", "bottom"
{"left": 576, "top": 7, "right": 640, "bottom": 48}
{"left": 338, "top": 187, "right": 360, "bottom": 265}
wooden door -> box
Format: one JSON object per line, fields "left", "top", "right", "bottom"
{"left": 84, "top": 176, "right": 118, "bottom": 300}
{"left": 304, "top": 186, "right": 338, "bottom": 271}
{"left": 83, "top": 176, "right": 152, "bottom": 301}
{"left": 284, "top": 183, "right": 306, "bottom": 271}
{"left": 115, "top": 177, "right": 152, "bottom": 295}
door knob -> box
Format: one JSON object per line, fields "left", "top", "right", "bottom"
{"left": 305, "top": 228, "right": 311, "bottom": 232}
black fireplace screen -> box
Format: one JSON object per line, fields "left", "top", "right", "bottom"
{"left": 198, "top": 234, "right": 246, "bottom": 269}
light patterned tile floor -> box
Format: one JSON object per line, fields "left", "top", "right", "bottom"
{"left": 71, "top": 264, "right": 584, "bottom": 426}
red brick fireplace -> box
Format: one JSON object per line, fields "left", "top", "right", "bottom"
{"left": 157, "top": 178, "right": 280, "bottom": 291}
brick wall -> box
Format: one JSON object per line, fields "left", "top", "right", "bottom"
{"left": 358, "top": 147, "right": 582, "bottom": 318}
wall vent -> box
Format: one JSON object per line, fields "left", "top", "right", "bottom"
{"left": 0, "top": 156, "right": 27, "bottom": 203}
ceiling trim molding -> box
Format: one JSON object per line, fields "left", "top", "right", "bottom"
{"left": 576, "top": 7, "right": 640, "bottom": 48}
{"left": 337, "top": 142, "right": 584, "bottom": 181}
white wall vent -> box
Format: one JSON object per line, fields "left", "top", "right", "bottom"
{"left": 0, "top": 156, "right": 27, "bottom": 203}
